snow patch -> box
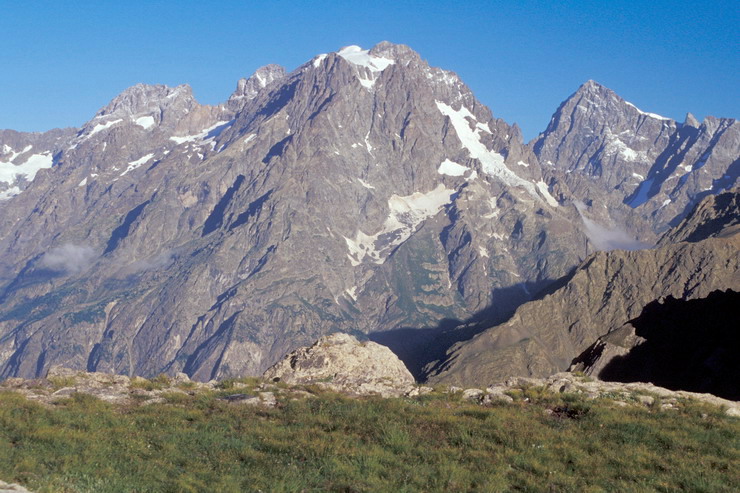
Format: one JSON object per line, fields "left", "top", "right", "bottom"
{"left": 170, "top": 120, "right": 233, "bottom": 145}
{"left": 603, "top": 136, "right": 643, "bottom": 162}
{"left": 437, "top": 159, "right": 469, "bottom": 177}
{"left": 345, "top": 286, "right": 358, "bottom": 301}
{"left": 344, "top": 184, "right": 455, "bottom": 265}
{"left": 121, "top": 153, "right": 154, "bottom": 176}
{"left": 0, "top": 186, "right": 21, "bottom": 200}
{"left": 358, "top": 178, "right": 375, "bottom": 190}
{"left": 337, "top": 45, "right": 395, "bottom": 89}
{"left": 535, "top": 181, "right": 558, "bottom": 207}
{"left": 435, "top": 101, "right": 537, "bottom": 197}
{"left": 78, "top": 177, "right": 87, "bottom": 187}
{"left": 134, "top": 116, "right": 155, "bottom": 130}
{"left": 313, "top": 54, "right": 327, "bottom": 67}
{"left": 88, "top": 119, "right": 123, "bottom": 137}
{"left": 0, "top": 152, "right": 53, "bottom": 185}
{"left": 516, "top": 161, "right": 529, "bottom": 167}
{"left": 625, "top": 101, "right": 672, "bottom": 121}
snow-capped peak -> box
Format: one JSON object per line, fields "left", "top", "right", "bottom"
{"left": 337, "top": 45, "right": 395, "bottom": 89}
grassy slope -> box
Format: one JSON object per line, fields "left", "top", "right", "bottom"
{"left": 0, "top": 386, "right": 738, "bottom": 493}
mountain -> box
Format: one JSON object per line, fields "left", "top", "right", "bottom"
{"left": 0, "top": 43, "right": 736, "bottom": 383}
{"left": 0, "top": 42, "right": 587, "bottom": 380}
{"left": 533, "top": 80, "right": 739, "bottom": 245}
{"left": 425, "top": 189, "right": 740, "bottom": 387}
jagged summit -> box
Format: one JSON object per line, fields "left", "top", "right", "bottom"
{"left": 684, "top": 112, "right": 700, "bottom": 128}
{"left": 227, "top": 64, "right": 286, "bottom": 111}
{"left": 95, "top": 83, "right": 196, "bottom": 119}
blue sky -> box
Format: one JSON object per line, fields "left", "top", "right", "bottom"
{"left": 1, "top": 0, "right": 737, "bottom": 140}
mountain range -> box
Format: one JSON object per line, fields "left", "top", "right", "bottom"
{"left": 0, "top": 42, "right": 737, "bottom": 387}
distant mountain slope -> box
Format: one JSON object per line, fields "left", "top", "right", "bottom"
{"left": 425, "top": 189, "right": 740, "bottom": 387}
{"left": 533, "top": 80, "right": 739, "bottom": 242}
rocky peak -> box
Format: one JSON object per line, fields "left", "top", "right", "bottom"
{"left": 227, "top": 64, "right": 286, "bottom": 111}
{"left": 684, "top": 112, "right": 700, "bottom": 128}
{"left": 368, "top": 40, "right": 421, "bottom": 64}
{"left": 95, "top": 83, "right": 196, "bottom": 119}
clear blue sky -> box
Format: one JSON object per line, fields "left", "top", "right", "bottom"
{"left": 1, "top": 0, "right": 737, "bottom": 140}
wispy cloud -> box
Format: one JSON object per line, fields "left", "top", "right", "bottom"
{"left": 39, "top": 244, "right": 97, "bottom": 274}
{"left": 574, "top": 201, "right": 652, "bottom": 251}
{"left": 115, "top": 249, "right": 177, "bottom": 277}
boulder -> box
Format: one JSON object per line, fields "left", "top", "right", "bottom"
{"left": 263, "top": 333, "right": 415, "bottom": 397}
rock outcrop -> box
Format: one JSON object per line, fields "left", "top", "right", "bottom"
{"left": 0, "top": 481, "right": 32, "bottom": 493}
{"left": 263, "top": 333, "right": 415, "bottom": 397}
{"left": 478, "top": 372, "right": 740, "bottom": 417}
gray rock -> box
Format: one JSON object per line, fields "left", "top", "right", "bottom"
{"left": 263, "top": 333, "right": 415, "bottom": 397}
{"left": 0, "top": 480, "right": 32, "bottom": 492}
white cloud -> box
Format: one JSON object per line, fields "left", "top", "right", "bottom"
{"left": 574, "top": 201, "right": 652, "bottom": 251}
{"left": 39, "top": 244, "right": 97, "bottom": 274}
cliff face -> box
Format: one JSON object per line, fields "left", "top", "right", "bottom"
{"left": 426, "top": 189, "right": 740, "bottom": 387}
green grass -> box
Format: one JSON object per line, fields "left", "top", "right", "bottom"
{"left": 0, "top": 388, "right": 737, "bottom": 492}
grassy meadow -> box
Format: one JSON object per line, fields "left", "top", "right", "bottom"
{"left": 0, "top": 382, "right": 738, "bottom": 492}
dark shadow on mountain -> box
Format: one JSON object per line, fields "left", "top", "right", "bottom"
{"left": 183, "top": 311, "right": 241, "bottom": 380}
{"left": 256, "top": 79, "right": 298, "bottom": 120}
{"left": 262, "top": 136, "right": 292, "bottom": 164}
{"left": 202, "top": 175, "right": 245, "bottom": 236}
{"left": 369, "top": 277, "right": 568, "bottom": 381}
{"left": 598, "top": 290, "right": 739, "bottom": 400}
{"left": 0, "top": 254, "right": 57, "bottom": 306}
{"left": 229, "top": 189, "right": 272, "bottom": 230}
{"left": 105, "top": 200, "right": 151, "bottom": 254}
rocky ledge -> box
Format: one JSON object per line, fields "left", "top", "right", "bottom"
{"left": 450, "top": 372, "right": 740, "bottom": 417}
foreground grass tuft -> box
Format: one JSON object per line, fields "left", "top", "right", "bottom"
{"left": 0, "top": 389, "right": 737, "bottom": 492}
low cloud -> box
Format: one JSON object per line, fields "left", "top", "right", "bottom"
{"left": 39, "top": 244, "right": 98, "bottom": 274}
{"left": 116, "top": 249, "right": 177, "bottom": 276}
{"left": 574, "top": 201, "right": 652, "bottom": 251}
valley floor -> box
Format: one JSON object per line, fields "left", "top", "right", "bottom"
{"left": 0, "top": 376, "right": 738, "bottom": 492}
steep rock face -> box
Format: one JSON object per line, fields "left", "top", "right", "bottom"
{"left": 426, "top": 190, "right": 740, "bottom": 386}
{"left": 263, "top": 333, "right": 415, "bottom": 397}
{"left": 0, "top": 42, "right": 585, "bottom": 380}
{"left": 533, "top": 80, "right": 739, "bottom": 242}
